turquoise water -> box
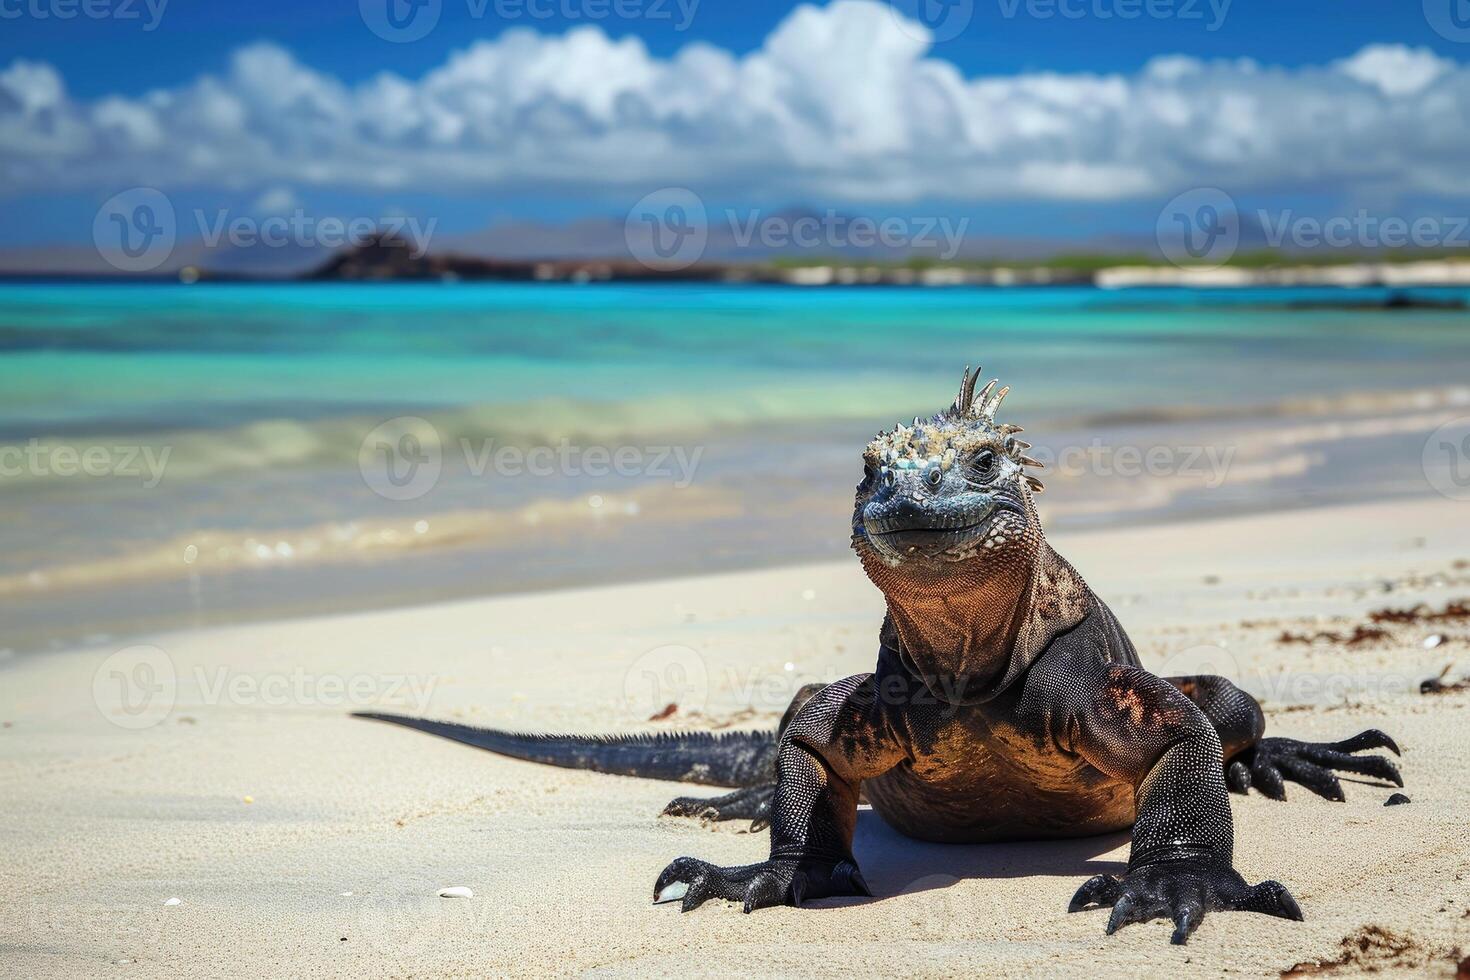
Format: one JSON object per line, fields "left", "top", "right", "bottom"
{"left": 5, "top": 282, "right": 1470, "bottom": 436}
{"left": 1, "top": 282, "right": 1468, "bottom": 652}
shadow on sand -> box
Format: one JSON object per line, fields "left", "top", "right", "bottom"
{"left": 834, "top": 806, "right": 1130, "bottom": 905}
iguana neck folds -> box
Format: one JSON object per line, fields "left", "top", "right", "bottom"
{"left": 882, "top": 540, "right": 1093, "bottom": 705}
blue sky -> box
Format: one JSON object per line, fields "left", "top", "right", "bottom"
{"left": 3, "top": 0, "right": 1470, "bottom": 259}
{"left": 8, "top": 0, "right": 1462, "bottom": 93}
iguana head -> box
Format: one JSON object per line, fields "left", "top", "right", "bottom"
{"left": 850, "top": 365, "right": 1045, "bottom": 574}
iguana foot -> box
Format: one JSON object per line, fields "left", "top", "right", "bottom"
{"left": 653, "top": 855, "right": 870, "bottom": 912}
{"left": 661, "top": 784, "right": 775, "bottom": 829}
{"left": 1069, "top": 856, "right": 1302, "bottom": 944}
{"left": 1226, "top": 729, "right": 1401, "bottom": 801}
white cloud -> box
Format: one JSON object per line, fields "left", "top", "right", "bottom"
{"left": 1335, "top": 44, "right": 1453, "bottom": 98}
{"left": 1, "top": 1, "right": 1468, "bottom": 203}
{"left": 251, "top": 185, "right": 300, "bottom": 215}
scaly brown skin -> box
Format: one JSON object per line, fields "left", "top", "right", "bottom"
{"left": 652, "top": 366, "right": 1402, "bottom": 944}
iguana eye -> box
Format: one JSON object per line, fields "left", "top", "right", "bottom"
{"left": 971, "top": 450, "right": 995, "bottom": 477}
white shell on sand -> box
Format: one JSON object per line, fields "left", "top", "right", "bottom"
{"left": 163, "top": 897, "right": 181, "bottom": 906}
{"left": 1424, "top": 634, "right": 1444, "bottom": 649}
{"left": 437, "top": 886, "right": 473, "bottom": 899}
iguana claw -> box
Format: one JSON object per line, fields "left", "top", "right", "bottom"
{"left": 653, "top": 855, "right": 870, "bottom": 913}
{"left": 1069, "top": 856, "right": 1302, "bottom": 944}
{"left": 661, "top": 783, "right": 775, "bottom": 829}
{"left": 1227, "top": 729, "right": 1402, "bottom": 802}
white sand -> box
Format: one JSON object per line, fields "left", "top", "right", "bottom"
{"left": 1, "top": 497, "right": 1468, "bottom": 978}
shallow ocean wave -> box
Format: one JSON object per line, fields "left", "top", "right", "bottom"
{"left": 1056, "top": 385, "right": 1470, "bottom": 429}
{"left": 2, "top": 383, "right": 1465, "bottom": 492}
{"left": 0, "top": 484, "right": 742, "bottom": 598}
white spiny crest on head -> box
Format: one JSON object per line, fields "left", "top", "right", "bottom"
{"left": 938, "top": 363, "right": 1044, "bottom": 493}
{"left": 864, "top": 365, "right": 1045, "bottom": 492}
{"left": 947, "top": 365, "right": 1008, "bottom": 422}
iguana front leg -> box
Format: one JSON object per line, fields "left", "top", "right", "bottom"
{"left": 1165, "top": 675, "right": 1402, "bottom": 801}
{"left": 1054, "top": 664, "right": 1303, "bottom": 943}
{"left": 653, "top": 673, "right": 901, "bottom": 912}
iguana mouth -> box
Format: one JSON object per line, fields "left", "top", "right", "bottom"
{"left": 869, "top": 517, "right": 989, "bottom": 536}
{"left": 862, "top": 496, "right": 1021, "bottom": 560}
{"left": 871, "top": 526, "right": 984, "bottom": 560}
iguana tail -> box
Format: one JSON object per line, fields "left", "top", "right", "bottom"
{"left": 351, "top": 712, "right": 776, "bottom": 787}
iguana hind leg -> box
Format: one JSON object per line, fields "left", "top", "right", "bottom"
{"left": 663, "top": 784, "right": 775, "bottom": 827}
{"left": 659, "top": 682, "right": 825, "bottom": 830}
{"left": 1165, "top": 674, "right": 1401, "bottom": 801}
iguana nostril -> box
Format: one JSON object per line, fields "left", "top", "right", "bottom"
{"left": 923, "top": 460, "right": 942, "bottom": 490}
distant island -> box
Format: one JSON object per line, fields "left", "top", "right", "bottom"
{"left": 295, "top": 233, "right": 1470, "bottom": 297}
{"left": 8, "top": 230, "right": 1470, "bottom": 299}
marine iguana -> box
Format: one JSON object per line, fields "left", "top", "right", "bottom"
{"left": 356, "top": 366, "right": 1402, "bottom": 944}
